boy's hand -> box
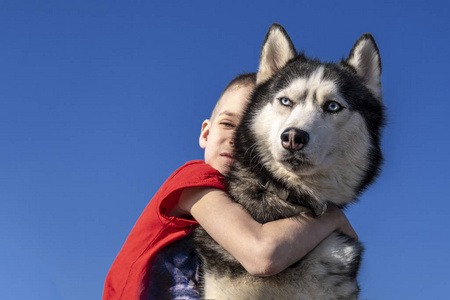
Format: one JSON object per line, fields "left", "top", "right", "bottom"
{"left": 326, "top": 204, "right": 358, "bottom": 240}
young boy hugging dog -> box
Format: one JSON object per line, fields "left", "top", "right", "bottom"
{"left": 103, "top": 73, "right": 357, "bottom": 300}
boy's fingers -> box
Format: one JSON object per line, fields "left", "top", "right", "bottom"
{"left": 342, "top": 223, "right": 359, "bottom": 240}
{"left": 327, "top": 204, "right": 359, "bottom": 240}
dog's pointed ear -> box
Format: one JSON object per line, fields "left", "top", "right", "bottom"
{"left": 257, "top": 24, "right": 297, "bottom": 85}
{"left": 345, "top": 33, "right": 382, "bottom": 100}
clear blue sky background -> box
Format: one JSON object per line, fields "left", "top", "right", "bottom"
{"left": 1, "top": 1, "right": 449, "bottom": 299}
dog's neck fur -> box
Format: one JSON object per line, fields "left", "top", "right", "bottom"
{"left": 231, "top": 153, "right": 329, "bottom": 217}
{"left": 257, "top": 175, "right": 328, "bottom": 217}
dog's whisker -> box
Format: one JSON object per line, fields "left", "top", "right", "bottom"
{"left": 244, "top": 143, "right": 257, "bottom": 158}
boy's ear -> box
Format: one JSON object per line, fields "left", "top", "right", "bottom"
{"left": 199, "top": 119, "right": 210, "bottom": 149}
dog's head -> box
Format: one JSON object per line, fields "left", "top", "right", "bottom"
{"left": 236, "top": 24, "right": 385, "bottom": 206}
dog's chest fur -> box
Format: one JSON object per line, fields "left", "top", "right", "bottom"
{"left": 227, "top": 162, "right": 309, "bottom": 223}
{"left": 192, "top": 163, "right": 363, "bottom": 299}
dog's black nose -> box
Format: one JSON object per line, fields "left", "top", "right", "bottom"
{"left": 280, "top": 128, "right": 309, "bottom": 151}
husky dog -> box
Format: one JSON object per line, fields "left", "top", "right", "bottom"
{"left": 193, "top": 24, "right": 385, "bottom": 299}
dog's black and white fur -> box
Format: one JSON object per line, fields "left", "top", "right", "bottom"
{"left": 193, "top": 24, "right": 385, "bottom": 299}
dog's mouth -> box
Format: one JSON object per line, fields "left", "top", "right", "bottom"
{"left": 280, "top": 154, "right": 313, "bottom": 172}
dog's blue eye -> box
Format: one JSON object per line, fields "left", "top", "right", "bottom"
{"left": 324, "top": 101, "right": 343, "bottom": 113}
{"left": 279, "top": 97, "right": 292, "bottom": 107}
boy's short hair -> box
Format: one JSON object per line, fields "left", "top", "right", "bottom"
{"left": 210, "top": 73, "right": 256, "bottom": 121}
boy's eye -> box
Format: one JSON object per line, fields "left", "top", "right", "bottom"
{"left": 279, "top": 97, "right": 293, "bottom": 107}
{"left": 220, "top": 122, "right": 235, "bottom": 128}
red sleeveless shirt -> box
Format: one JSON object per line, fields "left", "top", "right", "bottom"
{"left": 103, "top": 161, "right": 227, "bottom": 300}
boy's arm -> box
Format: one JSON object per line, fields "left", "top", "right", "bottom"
{"left": 178, "top": 187, "right": 357, "bottom": 277}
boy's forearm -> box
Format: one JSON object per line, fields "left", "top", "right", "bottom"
{"left": 185, "top": 187, "right": 353, "bottom": 277}
{"left": 259, "top": 211, "right": 340, "bottom": 276}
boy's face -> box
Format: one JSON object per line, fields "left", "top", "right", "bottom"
{"left": 199, "top": 84, "right": 254, "bottom": 174}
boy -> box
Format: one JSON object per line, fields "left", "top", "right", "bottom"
{"left": 103, "top": 73, "right": 357, "bottom": 300}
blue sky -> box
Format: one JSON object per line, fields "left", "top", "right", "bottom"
{"left": 1, "top": 1, "right": 449, "bottom": 299}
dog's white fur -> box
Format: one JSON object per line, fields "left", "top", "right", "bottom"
{"left": 252, "top": 66, "right": 371, "bottom": 206}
